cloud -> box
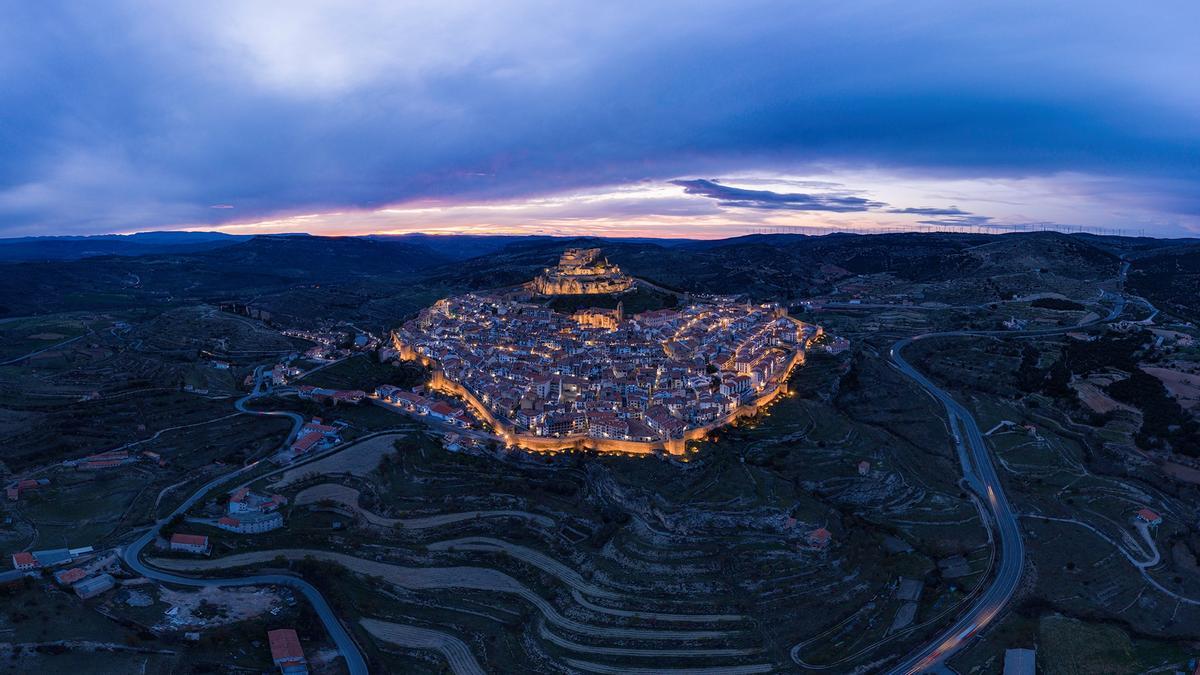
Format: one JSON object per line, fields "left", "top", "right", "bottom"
{"left": 887, "top": 206, "right": 971, "bottom": 216}
{"left": 917, "top": 215, "right": 994, "bottom": 228}
{"left": 671, "top": 179, "right": 885, "bottom": 212}
{"left": 0, "top": 2, "right": 1198, "bottom": 236}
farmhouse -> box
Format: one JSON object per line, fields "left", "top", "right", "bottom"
{"left": 170, "top": 533, "right": 211, "bottom": 555}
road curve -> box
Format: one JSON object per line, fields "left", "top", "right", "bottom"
{"left": 886, "top": 291, "right": 1125, "bottom": 673}
{"left": 234, "top": 365, "right": 306, "bottom": 445}
{"left": 884, "top": 336, "right": 1023, "bottom": 674}
{"left": 120, "top": 366, "right": 368, "bottom": 675}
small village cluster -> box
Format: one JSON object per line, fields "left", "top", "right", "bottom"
{"left": 282, "top": 327, "right": 378, "bottom": 362}
{"left": 170, "top": 487, "right": 289, "bottom": 553}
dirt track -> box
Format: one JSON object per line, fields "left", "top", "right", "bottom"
{"left": 294, "top": 482, "right": 554, "bottom": 529}
{"left": 361, "top": 618, "right": 485, "bottom": 675}
{"left": 146, "top": 549, "right": 735, "bottom": 641}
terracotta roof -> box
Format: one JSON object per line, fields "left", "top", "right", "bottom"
{"left": 81, "top": 460, "right": 125, "bottom": 469}
{"left": 291, "top": 431, "right": 324, "bottom": 452}
{"left": 55, "top": 567, "right": 87, "bottom": 585}
{"left": 170, "top": 534, "right": 208, "bottom": 547}
{"left": 12, "top": 551, "right": 36, "bottom": 567}
{"left": 1137, "top": 508, "right": 1161, "bottom": 522}
{"left": 268, "top": 628, "right": 305, "bottom": 662}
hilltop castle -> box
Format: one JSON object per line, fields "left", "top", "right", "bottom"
{"left": 531, "top": 248, "right": 633, "bottom": 295}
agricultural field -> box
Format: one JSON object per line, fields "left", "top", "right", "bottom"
{"left": 141, "top": 339, "right": 1035, "bottom": 673}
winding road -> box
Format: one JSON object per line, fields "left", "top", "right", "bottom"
{"left": 885, "top": 284, "right": 1126, "bottom": 673}
{"left": 120, "top": 365, "right": 368, "bottom": 675}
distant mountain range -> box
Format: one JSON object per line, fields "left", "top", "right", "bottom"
{"left": 0, "top": 231, "right": 717, "bottom": 263}
{"left": 0, "top": 231, "right": 246, "bottom": 261}
{"left": 1, "top": 230, "right": 1197, "bottom": 323}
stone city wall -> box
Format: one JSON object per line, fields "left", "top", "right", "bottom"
{"left": 391, "top": 331, "right": 806, "bottom": 457}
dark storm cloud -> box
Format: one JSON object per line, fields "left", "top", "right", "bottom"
{"left": 672, "top": 179, "right": 885, "bottom": 212}
{"left": 0, "top": 2, "right": 1198, "bottom": 236}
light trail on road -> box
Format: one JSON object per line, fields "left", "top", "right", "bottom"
{"left": 886, "top": 284, "right": 1126, "bottom": 673}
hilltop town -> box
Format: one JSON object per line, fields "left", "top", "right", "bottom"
{"left": 392, "top": 250, "right": 821, "bottom": 453}
{"left": 1, "top": 233, "right": 1199, "bottom": 675}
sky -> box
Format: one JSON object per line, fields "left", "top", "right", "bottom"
{"left": 1, "top": 2, "right": 1198, "bottom": 240}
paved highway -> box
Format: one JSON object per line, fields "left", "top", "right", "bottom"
{"left": 886, "top": 288, "right": 1125, "bottom": 673}
{"left": 121, "top": 365, "right": 368, "bottom": 675}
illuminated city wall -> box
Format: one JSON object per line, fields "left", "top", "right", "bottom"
{"left": 391, "top": 330, "right": 807, "bottom": 457}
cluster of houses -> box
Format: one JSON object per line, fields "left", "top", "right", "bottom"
{"left": 373, "top": 385, "right": 472, "bottom": 427}
{"left": 10, "top": 546, "right": 95, "bottom": 571}
{"left": 395, "top": 291, "right": 814, "bottom": 442}
{"left": 281, "top": 326, "right": 377, "bottom": 363}
{"left": 287, "top": 418, "right": 343, "bottom": 459}
{"left": 271, "top": 362, "right": 304, "bottom": 386}
{"left": 8, "top": 546, "right": 115, "bottom": 598}
{"left": 217, "top": 488, "right": 286, "bottom": 534}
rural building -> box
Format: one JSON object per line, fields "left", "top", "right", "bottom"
{"left": 170, "top": 533, "right": 211, "bottom": 555}
{"left": 1136, "top": 508, "right": 1163, "bottom": 526}
{"left": 289, "top": 431, "right": 325, "bottom": 456}
{"left": 289, "top": 418, "right": 341, "bottom": 457}
{"left": 54, "top": 567, "right": 87, "bottom": 586}
{"left": 11, "top": 552, "right": 37, "bottom": 570}
{"left": 74, "top": 574, "right": 116, "bottom": 599}
{"left": 218, "top": 511, "right": 283, "bottom": 534}
{"left": 73, "top": 450, "right": 138, "bottom": 471}
{"left": 807, "top": 527, "right": 832, "bottom": 549}
{"left": 29, "top": 548, "right": 72, "bottom": 567}
{"left": 268, "top": 628, "right": 308, "bottom": 674}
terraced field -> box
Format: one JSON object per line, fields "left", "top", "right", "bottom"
{"left": 188, "top": 356, "right": 981, "bottom": 674}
